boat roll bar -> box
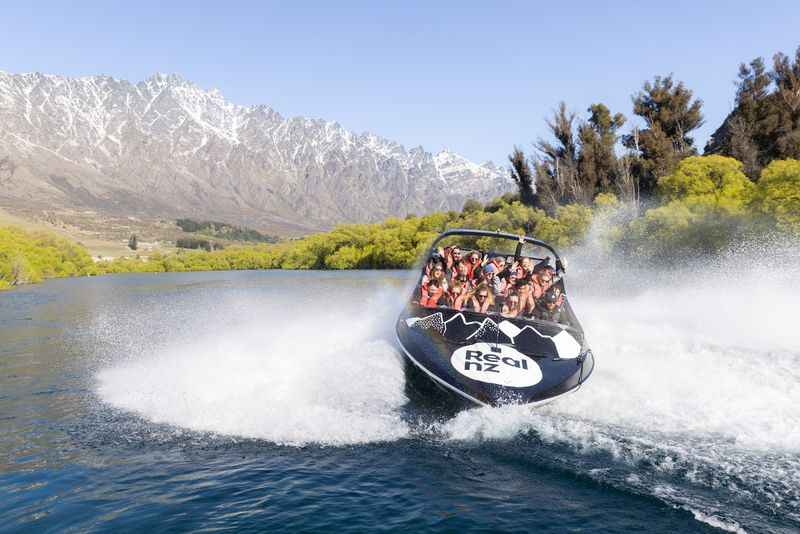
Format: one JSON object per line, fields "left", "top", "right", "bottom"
{"left": 427, "top": 228, "right": 566, "bottom": 274}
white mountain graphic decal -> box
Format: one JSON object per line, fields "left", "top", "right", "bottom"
{"left": 405, "top": 311, "right": 582, "bottom": 358}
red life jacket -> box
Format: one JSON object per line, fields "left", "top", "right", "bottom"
{"left": 465, "top": 263, "right": 475, "bottom": 279}
{"left": 421, "top": 284, "right": 445, "bottom": 308}
{"left": 491, "top": 258, "right": 505, "bottom": 273}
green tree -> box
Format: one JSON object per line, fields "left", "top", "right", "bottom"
{"left": 508, "top": 146, "right": 537, "bottom": 207}
{"left": 729, "top": 58, "right": 771, "bottom": 177}
{"left": 0, "top": 226, "right": 96, "bottom": 289}
{"left": 706, "top": 46, "right": 800, "bottom": 178}
{"left": 624, "top": 75, "right": 704, "bottom": 197}
{"left": 578, "top": 103, "right": 626, "bottom": 196}
{"left": 658, "top": 155, "right": 755, "bottom": 215}
{"left": 462, "top": 199, "right": 483, "bottom": 213}
{"left": 128, "top": 234, "right": 138, "bottom": 251}
{"left": 752, "top": 159, "right": 800, "bottom": 234}
{"left": 771, "top": 48, "right": 800, "bottom": 161}
{"left": 532, "top": 102, "right": 627, "bottom": 211}
{"left": 535, "top": 102, "right": 580, "bottom": 211}
{"left": 9, "top": 255, "right": 32, "bottom": 285}
{"left": 619, "top": 156, "right": 755, "bottom": 260}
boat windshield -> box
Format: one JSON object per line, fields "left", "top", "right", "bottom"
{"left": 413, "top": 232, "right": 579, "bottom": 330}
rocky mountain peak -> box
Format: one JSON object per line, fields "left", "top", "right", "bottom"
{"left": 0, "top": 71, "right": 514, "bottom": 233}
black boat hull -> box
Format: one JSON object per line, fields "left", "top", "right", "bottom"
{"left": 396, "top": 304, "right": 594, "bottom": 407}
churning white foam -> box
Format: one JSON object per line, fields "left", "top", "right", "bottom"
{"left": 440, "top": 244, "right": 800, "bottom": 529}
{"left": 94, "top": 247, "right": 800, "bottom": 527}
{"left": 96, "top": 283, "right": 410, "bottom": 446}
{"left": 442, "top": 250, "right": 800, "bottom": 450}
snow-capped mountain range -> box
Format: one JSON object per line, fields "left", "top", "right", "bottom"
{"left": 0, "top": 71, "right": 513, "bottom": 232}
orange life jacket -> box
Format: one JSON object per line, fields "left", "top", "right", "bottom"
{"left": 421, "top": 284, "right": 445, "bottom": 308}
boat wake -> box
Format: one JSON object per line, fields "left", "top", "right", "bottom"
{"left": 93, "top": 244, "right": 800, "bottom": 531}
{"left": 438, "top": 243, "right": 800, "bottom": 532}
{"left": 95, "top": 282, "right": 411, "bottom": 446}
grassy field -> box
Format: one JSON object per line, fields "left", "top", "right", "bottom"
{"left": 0, "top": 206, "right": 187, "bottom": 259}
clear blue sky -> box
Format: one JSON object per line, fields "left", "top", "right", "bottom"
{"left": 2, "top": 1, "right": 799, "bottom": 164}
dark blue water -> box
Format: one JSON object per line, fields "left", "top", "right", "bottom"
{"left": 2, "top": 270, "right": 799, "bottom": 532}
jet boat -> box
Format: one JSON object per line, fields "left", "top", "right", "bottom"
{"left": 395, "top": 229, "right": 594, "bottom": 407}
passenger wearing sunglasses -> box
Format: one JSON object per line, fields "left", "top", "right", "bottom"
{"left": 482, "top": 263, "right": 505, "bottom": 297}
{"left": 533, "top": 288, "right": 566, "bottom": 324}
{"left": 422, "top": 262, "right": 448, "bottom": 292}
{"left": 464, "top": 283, "right": 494, "bottom": 314}
{"left": 530, "top": 263, "right": 553, "bottom": 300}
{"left": 447, "top": 246, "right": 463, "bottom": 270}
{"left": 454, "top": 273, "right": 474, "bottom": 291}
{"left": 449, "top": 260, "right": 470, "bottom": 284}
{"left": 420, "top": 278, "right": 446, "bottom": 308}
{"left": 448, "top": 280, "right": 469, "bottom": 310}
{"left": 465, "top": 252, "right": 483, "bottom": 278}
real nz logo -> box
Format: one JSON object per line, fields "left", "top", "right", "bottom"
{"left": 450, "top": 342, "right": 543, "bottom": 388}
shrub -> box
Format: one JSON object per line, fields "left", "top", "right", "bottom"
{"left": 0, "top": 226, "right": 95, "bottom": 288}
{"left": 657, "top": 155, "right": 755, "bottom": 216}
{"left": 752, "top": 159, "right": 800, "bottom": 235}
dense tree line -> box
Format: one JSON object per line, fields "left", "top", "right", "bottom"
{"left": 2, "top": 153, "right": 798, "bottom": 290}
{"left": 175, "top": 238, "right": 224, "bottom": 251}
{"left": 176, "top": 218, "right": 279, "bottom": 243}
{"left": 617, "top": 156, "right": 800, "bottom": 260}
{"left": 512, "top": 77, "right": 704, "bottom": 212}
{"left": 532, "top": 101, "right": 632, "bottom": 210}
{"left": 705, "top": 47, "right": 800, "bottom": 178}
{"left": 511, "top": 44, "right": 800, "bottom": 211}
{"left": 2, "top": 44, "right": 799, "bottom": 290}
{"left": 0, "top": 196, "right": 598, "bottom": 289}
{"left": 0, "top": 227, "right": 96, "bottom": 289}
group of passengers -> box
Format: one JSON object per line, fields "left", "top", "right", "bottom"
{"left": 418, "top": 245, "right": 566, "bottom": 324}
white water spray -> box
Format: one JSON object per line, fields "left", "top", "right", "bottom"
{"left": 94, "top": 246, "right": 800, "bottom": 529}
{"left": 96, "top": 278, "right": 411, "bottom": 446}
{"left": 440, "top": 240, "right": 800, "bottom": 531}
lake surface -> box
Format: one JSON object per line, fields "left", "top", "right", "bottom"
{"left": 1, "top": 266, "right": 799, "bottom": 532}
